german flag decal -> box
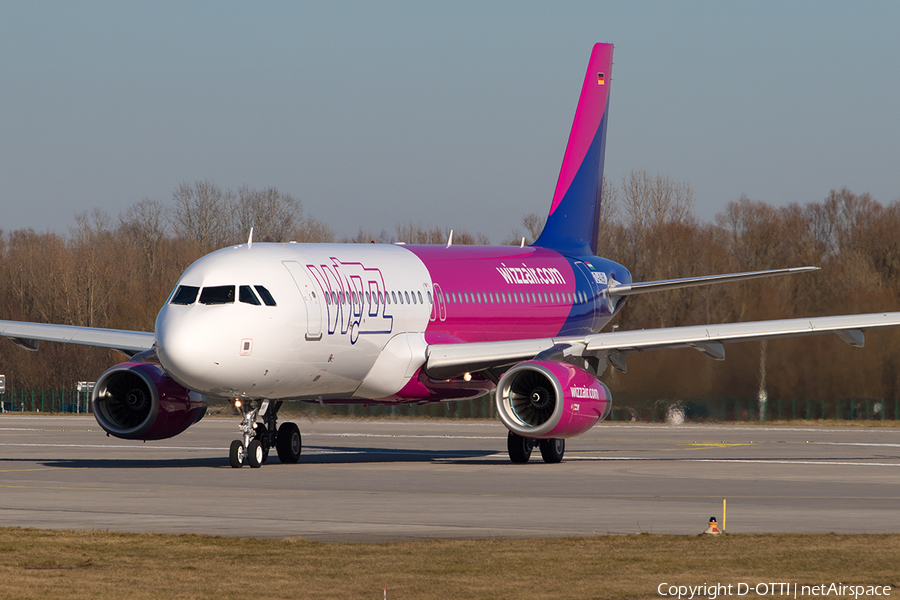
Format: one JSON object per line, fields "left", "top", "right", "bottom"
{"left": 597, "top": 72, "right": 605, "bottom": 85}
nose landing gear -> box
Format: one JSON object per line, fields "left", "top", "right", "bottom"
{"left": 229, "top": 399, "right": 301, "bottom": 468}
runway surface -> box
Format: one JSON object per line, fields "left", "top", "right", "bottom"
{"left": 1, "top": 414, "right": 899, "bottom": 541}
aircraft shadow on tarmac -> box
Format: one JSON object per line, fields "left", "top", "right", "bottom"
{"left": 296, "top": 445, "right": 500, "bottom": 464}
{"left": 7, "top": 448, "right": 892, "bottom": 469}
{"left": 3, "top": 446, "right": 501, "bottom": 469}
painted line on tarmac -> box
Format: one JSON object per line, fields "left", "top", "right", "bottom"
{"left": 0, "top": 442, "right": 223, "bottom": 450}
{"left": 565, "top": 456, "right": 900, "bottom": 467}
{"left": 310, "top": 432, "right": 502, "bottom": 440}
{"left": 598, "top": 424, "right": 900, "bottom": 433}
{"left": 815, "top": 442, "right": 900, "bottom": 448}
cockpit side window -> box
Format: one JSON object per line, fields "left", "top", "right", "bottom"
{"left": 199, "top": 285, "right": 235, "bottom": 305}
{"left": 254, "top": 285, "right": 277, "bottom": 307}
{"left": 239, "top": 285, "right": 261, "bottom": 305}
{"left": 171, "top": 285, "right": 200, "bottom": 305}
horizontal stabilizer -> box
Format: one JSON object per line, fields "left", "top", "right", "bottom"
{"left": 608, "top": 266, "right": 818, "bottom": 297}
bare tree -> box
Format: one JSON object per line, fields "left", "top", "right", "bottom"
{"left": 70, "top": 208, "right": 116, "bottom": 328}
{"left": 231, "top": 185, "right": 303, "bottom": 243}
{"left": 293, "top": 216, "right": 335, "bottom": 243}
{"left": 119, "top": 198, "right": 167, "bottom": 279}
{"left": 170, "top": 180, "right": 231, "bottom": 253}
{"left": 621, "top": 169, "right": 694, "bottom": 232}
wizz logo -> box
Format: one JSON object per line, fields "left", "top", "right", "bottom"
{"left": 306, "top": 258, "right": 394, "bottom": 344}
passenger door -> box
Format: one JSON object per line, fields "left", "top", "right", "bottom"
{"left": 283, "top": 261, "right": 323, "bottom": 341}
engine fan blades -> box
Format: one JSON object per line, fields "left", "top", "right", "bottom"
{"left": 102, "top": 371, "right": 152, "bottom": 428}
{"left": 509, "top": 370, "right": 556, "bottom": 427}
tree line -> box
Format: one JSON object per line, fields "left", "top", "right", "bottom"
{"left": 1, "top": 173, "right": 899, "bottom": 410}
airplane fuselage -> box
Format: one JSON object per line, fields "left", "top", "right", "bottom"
{"left": 154, "top": 242, "right": 631, "bottom": 401}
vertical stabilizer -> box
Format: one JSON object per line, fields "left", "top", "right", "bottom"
{"left": 534, "top": 43, "right": 613, "bottom": 256}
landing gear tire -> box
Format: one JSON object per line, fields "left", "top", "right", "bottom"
{"left": 276, "top": 422, "right": 302, "bottom": 464}
{"left": 507, "top": 431, "right": 534, "bottom": 463}
{"left": 247, "top": 440, "right": 264, "bottom": 468}
{"left": 254, "top": 426, "right": 270, "bottom": 463}
{"left": 229, "top": 439, "right": 245, "bottom": 468}
{"left": 539, "top": 438, "right": 565, "bottom": 463}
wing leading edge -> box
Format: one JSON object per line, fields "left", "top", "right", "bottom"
{"left": 0, "top": 320, "right": 154, "bottom": 357}
{"left": 424, "top": 311, "right": 900, "bottom": 379}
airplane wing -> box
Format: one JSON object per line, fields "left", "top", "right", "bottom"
{"left": 608, "top": 266, "right": 818, "bottom": 297}
{"left": 424, "top": 311, "right": 900, "bottom": 379}
{"left": 0, "top": 320, "right": 154, "bottom": 357}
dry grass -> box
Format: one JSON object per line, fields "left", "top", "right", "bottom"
{"left": 1, "top": 529, "right": 898, "bottom": 599}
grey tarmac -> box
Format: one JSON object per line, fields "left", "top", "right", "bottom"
{"left": 1, "top": 414, "right": 898, "bottom": 541}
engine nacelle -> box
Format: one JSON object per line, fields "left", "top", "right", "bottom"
{"left": 495, "top": 361, "right": 611, "bottom": 439}
{"left": 92, "top": 362, "right": 207, "bottom": 441}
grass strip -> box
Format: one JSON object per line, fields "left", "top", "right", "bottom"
{"left": 1, "top": 529, "right": 898, "bottom": 599}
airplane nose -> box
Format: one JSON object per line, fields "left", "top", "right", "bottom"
{"left": 155, "top": 306, "right": 222, "bottom": 393}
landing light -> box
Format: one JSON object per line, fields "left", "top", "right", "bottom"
{"left": 234, "top": 399, "right": 242, "bottom": 409}
{"left": 463, "top": 372, "right": 472, "bottom": 382}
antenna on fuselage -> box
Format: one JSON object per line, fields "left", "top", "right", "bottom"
{"left": 521, "top": 237, "right": 525, "bottom": 248}
{"left": 446, "top": 230, "right": 453, "bottom": 248}
{"left": 247, "top": 227, "right": 253, "bottom": 248}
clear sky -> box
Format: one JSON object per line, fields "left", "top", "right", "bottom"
{"left": 2, "top": 1, "right": 898, "bottom": 242}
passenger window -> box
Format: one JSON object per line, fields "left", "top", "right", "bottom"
{"left": 404, "top": 291, "right": 410, "bottom": 304}
{"left": 254, "top": 286, "right": 277, "bottom": 307}
{"left": 239, "top": 285, "right": 261, "bottom": 305}
{"left": 427, "top": 291, "right": 433, "bottom": 304}
{"left": 366, "top": 291, "right": 370, "bottom": 304}
{"left": 199, "top": 285, "right": 235, "bottom": 305}
{"left": 171, "top": 285, "right": 200, "bottom": 305}
{"left": 418, "top": 291, "right": 423, "bottom": 304}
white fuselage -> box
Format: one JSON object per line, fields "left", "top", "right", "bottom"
{"left": 155, "top": 243, "right": 433, "bottom": 400}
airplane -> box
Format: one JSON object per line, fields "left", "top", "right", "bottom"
{"left": 3, "top": 43, "right": 900, "bottom": 468}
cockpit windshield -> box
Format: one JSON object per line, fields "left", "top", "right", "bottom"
{"left": 171, "top": 285, "right": 199, "bottom": 305}
{"left": 170, "top": 284, "right": 276, "bottom": 306}
{"left": 199, "top": 285, "right": 235, "bottom": 305}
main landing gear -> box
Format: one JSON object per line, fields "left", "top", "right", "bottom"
{"left": 229, "top": 399, "right": 302, "bottom": 468}
{"left": 507, "top": 432, "right": 565, "bottom": 464}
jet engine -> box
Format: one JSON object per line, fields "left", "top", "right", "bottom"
{"left": 92, "top": 362, "right": 207, "bottom": 440}
{"left": 495, "top": 361, "right": 611, "bottom": 439}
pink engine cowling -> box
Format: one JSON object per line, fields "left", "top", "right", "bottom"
{"left": 495, "top": 360, "right": 611, "bottom": 439}
{"left": 92, "top": 362, "right": 207, "bottom": 440}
